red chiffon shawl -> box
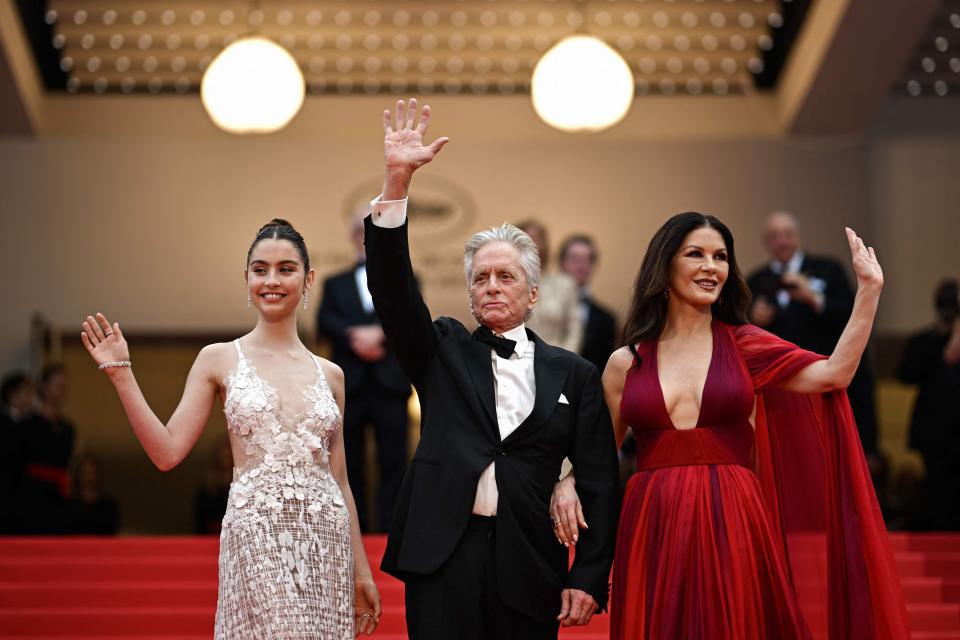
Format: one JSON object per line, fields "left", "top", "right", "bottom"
{"left": 734, "top": 323, "right": 909, "bottom": 639}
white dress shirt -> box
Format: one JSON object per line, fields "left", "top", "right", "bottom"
{"left": 353, "top": 264, "right": 375, "bottom": 314}
{"left": 370, "top": 195, "right": 538, "bottom": 516}
{"left": 472, "top": 323, "right": 536, "bottom": 515}
{"left": 769, "top": 250, "right": 806, "bottom": 308}
{"left": 577, "top": 287, "right": 591, "bottom": 330}
{"left": 768, "top": 250, "right": 826, "bottom": 310}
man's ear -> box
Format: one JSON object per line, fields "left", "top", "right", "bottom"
{"left": 528, "top": 285, "right": 539, "bottom": 308}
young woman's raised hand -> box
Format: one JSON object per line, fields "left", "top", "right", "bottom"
{"left": 81, "top": 312, "right": 129, "bottom": 367}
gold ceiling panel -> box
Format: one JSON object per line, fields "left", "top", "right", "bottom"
{"left": 42, "top": 0, "right": 787, "bottom": 96}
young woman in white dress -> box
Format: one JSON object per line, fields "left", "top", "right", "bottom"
{"left": 81, "top": 219, "right": 381, "bottom": 639}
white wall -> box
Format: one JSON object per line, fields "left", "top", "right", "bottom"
{"left": 6, "top": 95, "right": 959, "bottom": 373}
{"left": 868, "top": 98, "right": 960, "bottom": 333}
{"left": 1, "top": 94, "right": 873, "bottom": 374}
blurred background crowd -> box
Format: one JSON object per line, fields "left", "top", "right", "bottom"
{"left": 4, "top": 209, "right": 958, "bottom": 535}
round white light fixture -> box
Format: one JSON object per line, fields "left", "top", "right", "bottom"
{"left": 531, "top": 35, "right": 634, "bottom": 133}
{"left": 201, "top": 36, "right": 305, "bottom": 135}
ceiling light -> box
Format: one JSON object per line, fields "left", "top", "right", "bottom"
{"left": 201, "top": 37, "right": 305, "bottom": 135}
{"left": 531, "top": 36, "right": 634, "bottom": 133}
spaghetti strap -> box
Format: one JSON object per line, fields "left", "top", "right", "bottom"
{"left": 232, "top": 339, "right": 244, "bottom": 360}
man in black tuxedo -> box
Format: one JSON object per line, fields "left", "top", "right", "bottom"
{"left": 364, "top": 99, "right": 619, "bottom": 640}
{"left": 316, "top": 213, "right": 411, "bottom": 532}
{"left": 747, "top": 211, "right": 879, "bottom": 456}
{"left": 558, "top": 235, "right": 618, "bottom": 373}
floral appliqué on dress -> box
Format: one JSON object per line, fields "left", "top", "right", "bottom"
{"left": 215, "top": 340, "right": 353, "bottom": 639}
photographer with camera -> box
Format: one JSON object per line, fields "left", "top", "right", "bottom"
{"left": 746, "top": 211, "right": 880, "bottom": 459}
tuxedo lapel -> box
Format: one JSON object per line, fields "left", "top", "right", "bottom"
{"left": 502, "top": 331, "right": 568, "bottom": 445}
{"left": 459, "top": 338, "right": 499, "bottom": 439}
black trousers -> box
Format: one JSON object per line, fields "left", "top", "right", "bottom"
{"left": 343, "top": 385, "right": 408, "bottom": 532}
{"left": 404, "top": 515, "right": 560, "bottom": 640}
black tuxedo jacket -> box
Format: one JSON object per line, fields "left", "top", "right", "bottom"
{"left": 579, "top": 299, "right": 617, "bottom": 373}
{"left": 746, "top": 254, "right": 853, "bottom": 355}
{"left": 316, "top": 267, "right": 410, "bottom": 395}
{"left": 365, "top": 217, "right": 620, "bottom": 622}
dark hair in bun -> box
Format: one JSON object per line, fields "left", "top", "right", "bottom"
{"left": 247, "top": 218, "right": 310, "bottom": 271}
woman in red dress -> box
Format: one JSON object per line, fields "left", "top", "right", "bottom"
{"left": 551, "top": 213, "right": 907, "bottom": 639}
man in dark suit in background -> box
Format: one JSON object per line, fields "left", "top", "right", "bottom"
{"left": 365, "top": 99, "right": 619, "bottom": 640}
{"left": 557, "top": 235, "right": 636, "bottom": 479}
{"left": 747, "top": 210, "right": 879, "bottom": 458}
{"left": 316, "top": 212, "right": 411, "bottom": 532}
{"left": 558, "top": 235, "right": 617, "bottom": 373}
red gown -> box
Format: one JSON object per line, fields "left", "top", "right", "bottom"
{"left": 610, "top": 321, "right": 908, "bottom": 640}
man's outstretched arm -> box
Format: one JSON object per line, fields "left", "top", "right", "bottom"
{"left": 364, "top": 99, "right": 450, "bottom": 384}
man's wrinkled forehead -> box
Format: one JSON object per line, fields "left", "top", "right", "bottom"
{"left": 471, "top": 261, "right": 524, "bottom": 279}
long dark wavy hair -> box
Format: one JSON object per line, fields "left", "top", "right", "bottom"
{"left": 621, "top": 212, "right": 751, "bottom": 350}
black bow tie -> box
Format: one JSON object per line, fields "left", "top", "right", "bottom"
{"left": 473, "top": 325, "right": 517, "bottom": 359}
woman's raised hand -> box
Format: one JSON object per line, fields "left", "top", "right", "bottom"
{"left": 845, "top": 227, "right": 883, "bottom": 292}
{"left": 81, "top": 312, "right": 129, "bottom": 368}
{"left": 383, "top": 98, "right": 449, "bottom": 174}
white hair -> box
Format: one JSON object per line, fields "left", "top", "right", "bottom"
{"left": 463, "top": 223, "right": 541, "bottom": 293}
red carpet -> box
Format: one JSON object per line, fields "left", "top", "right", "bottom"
{"left": 1, "top": 533, "right": 958, "bottom": 639}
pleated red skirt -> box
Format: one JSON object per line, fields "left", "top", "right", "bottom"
{"left": 610, "top": 464, "right": 812, "bottom": 639}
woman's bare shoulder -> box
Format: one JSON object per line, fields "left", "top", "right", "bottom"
{"left": 312, "top": 354, "right": 344, "bottom": 386}
{"left": 196, "top": 342, "right": 237, "bottom": 373}
{"left": 604, "top": 346, "right": 634, "bottom": 379}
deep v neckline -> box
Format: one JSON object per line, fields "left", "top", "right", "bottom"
{"left": 653, "top": 320, "right": 717, "bottom": 431}
{"left": 236, "top": 340, "right": 322, "bottom": 422}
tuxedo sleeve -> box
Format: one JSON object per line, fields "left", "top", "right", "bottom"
{"left": 363, "top": 216, "right": 439, "bottom": 384}
{"left": 565, "top": 365, "right": 620, "bottom": 609}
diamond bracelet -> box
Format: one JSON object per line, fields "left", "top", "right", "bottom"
{"left": 98, "top": 360, "right": 132, "bottom": 370}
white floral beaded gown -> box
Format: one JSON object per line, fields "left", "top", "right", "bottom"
{"left": 216, "top": 340, "right": 354, "bottom": 639}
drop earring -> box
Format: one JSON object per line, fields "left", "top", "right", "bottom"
{"left": 247, "top": 295, "right": 252, "bottom": 309}
{"left": 303, "top": 292, "right": 309, "bottom": 310}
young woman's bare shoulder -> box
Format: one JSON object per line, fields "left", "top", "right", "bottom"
{"left": 313, "top": 355, "right": 345, "bottom": 390}
{"left": 195, "top": 342, "right": 237, "bottom": 379}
